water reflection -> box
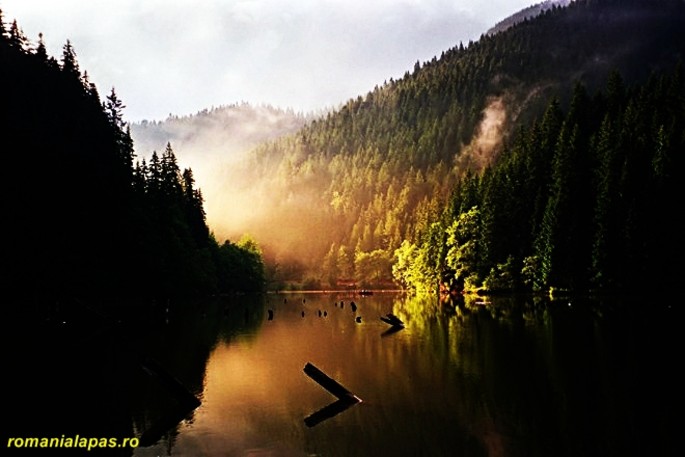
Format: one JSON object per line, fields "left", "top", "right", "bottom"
{"left": 6, "top": 293, "right": 673, "bottom": 456}
{"left": 302, "top": 361, "right": 362, "bottom": 428}
{"left": 304, "top": 396, "right": 361, "bottom": 428}
{"left": 130, "top": 292, "right": 677, "bottom": 456}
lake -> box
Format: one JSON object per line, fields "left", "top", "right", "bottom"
{"left": 5, "top": 292, "right": 677, "bottom": 456}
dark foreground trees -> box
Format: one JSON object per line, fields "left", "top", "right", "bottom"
{"left": 0, "top": 13, "right": 264, "bottom": 302}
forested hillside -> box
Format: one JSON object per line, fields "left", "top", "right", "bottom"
{"left": 0, "top": 11, "right": 265, "bottom": 304}
{"left": 397, "top": 69, "right": 684, "bottom": 295}
{"left": 226, "top": 0, "right": 684, "bottom": 290}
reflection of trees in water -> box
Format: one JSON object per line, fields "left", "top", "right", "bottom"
{"left": 127, "top": 295, "right": 266, "bottom": 450}
{"left": 388, "top": 293, "right": 648, "bottom": 456}
{"left": 218, "top": 294, "right": 266, "bottom": 344}
{"left": 391, "top": 293, "right": 441, "bottom": 334}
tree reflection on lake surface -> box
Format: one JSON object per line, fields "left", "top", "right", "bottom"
{"left": 137, "top": 292, "right": 677, "bottom": 457}
{"left": 5, "top": 293, "right": 676, "bottom": 456}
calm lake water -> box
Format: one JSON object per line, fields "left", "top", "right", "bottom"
{"left": 5, "top": 292, "right": 677, "bottom": 456}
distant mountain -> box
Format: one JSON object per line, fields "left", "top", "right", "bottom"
{"left": 486, "top": 0, "right": 573, "bottom": 36}
{"left": 130, "top": 103, "right": 311, "bottom": 163}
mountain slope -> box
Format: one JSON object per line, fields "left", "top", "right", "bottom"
{"left": 134, "top": 0, "right": 685, "bottom": 289}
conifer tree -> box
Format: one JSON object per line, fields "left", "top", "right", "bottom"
{"left": 105, "top": 88, "right": 135, "bottom": 172}
{"left": 160, "top": 142, "right": 183, "bottom": 201}
{"left": 182, "top": 168, "right": 209, "bottom": 246}
{"left": 590, "top": 115, "right": 621, "bottom": 288}
{"left": 7, "top": 19, "right": 28, "bottom": 51}
{"left": 35, "top": 32, "right": 48, "bottom": 60}
{"left": 60, "top": 39, "right": 80, "bottom": 76}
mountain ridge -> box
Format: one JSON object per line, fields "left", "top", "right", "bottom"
{"left": 130, "top": 0, "right": 685, "bottom": 289}
{"left": 486, "top": 0, "right": 573, "bottom": 36}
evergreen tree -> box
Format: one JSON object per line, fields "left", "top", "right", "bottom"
{"left": 182, "top": 168, "right": 209, "bottom": 246}
{"left": 590, "top": 114, "right": 622, "bottom": 288}
{"left": 7, "top": 19, "right": 28, "bottom": 51}
{"left": 35, "top": 32, "right": 48, "bottom": 60}
{"left": 60, "top": 39, "right": 79, "bottom": 76}
{"left": 104, "top": 88, "right": 136, "bottom": 178}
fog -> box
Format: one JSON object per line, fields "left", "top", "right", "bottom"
{"left": 2, "top": 0, "right": 535, "bottom": 121}
{"left": 130, "top": 104, "right": 332, "bottom": 265}
{"left": 455, "top": 97, "right": 507, "bottom": 174}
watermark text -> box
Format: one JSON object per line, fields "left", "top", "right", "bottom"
{"left": 7, "top": 435, "right": 139, "bottom": 451}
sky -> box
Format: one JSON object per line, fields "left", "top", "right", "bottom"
{"left": 2, "top": 0, "right": 535, "bottom": 122}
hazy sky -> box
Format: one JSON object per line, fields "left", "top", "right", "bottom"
{"left": 2, "top": 0, "right": 534, "bottom": 122}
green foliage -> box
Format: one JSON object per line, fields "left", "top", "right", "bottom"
{"left": 212, "top": 237, "right": 265, "bottom": 293}
{"left": 392, "top": 240, "right": 435, "bottom": 295}
{"left": 6, "top": 1, "right": 680, "bottom": 298}
{"left": 230, "top": 0, "right": 685, "bottom": 289}
{"left": 442, "top": 66, "right": 685, "bottom": 294}
{"left": 354, "top": 249, "right": 392, "bottom": 288}
{"left": 483, "top": 256, "right": 517, "bottom": 292}
{"left": 521, "top": 256, "right": 542, "bottom": 291}
{"left": 445, "top": 206, "right": 481, "bottom": 284}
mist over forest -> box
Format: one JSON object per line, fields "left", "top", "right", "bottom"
{"left": 2, "top": 0, "right": 682, "bottom": 297}
{"left": 130, "top": 0, "right": 685, "bottom": 292}
{"left": 130, "top": 104, "right": 314, "bottom": 250}
{"left": 3, "top": 3, "right": 682, "bottom": 455}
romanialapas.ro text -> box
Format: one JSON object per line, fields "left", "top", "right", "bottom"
{"left": 7, "top": 435, "right": 139, "bottom": 451}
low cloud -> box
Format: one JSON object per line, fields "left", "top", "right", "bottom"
{"left": 455, "top": 96, "right": 507, "bottom": 174}
{"left": 2, "top": 0, "right": 532, "bottom": 121}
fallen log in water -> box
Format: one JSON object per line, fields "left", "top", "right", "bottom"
{"left": 303, "top": 362, "right": 361, "bottom": 427}
{"left": 303, "top": 362, "right": 361, "bottom": 401}
{"left": 380, "top": 313, "right": 404, "bottom": 328}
